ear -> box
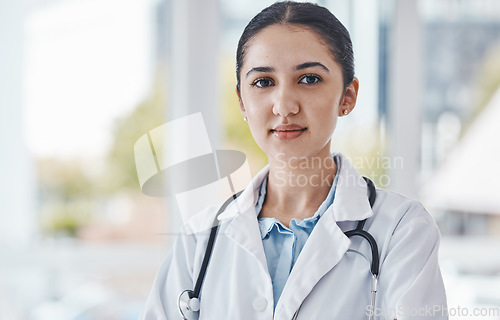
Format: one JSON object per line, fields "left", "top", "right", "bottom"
{"left": 236, "top": 85, "right": 246, "bottom": 116}
{"left": 338, "top": 77, "right": 359, "bottom": 117}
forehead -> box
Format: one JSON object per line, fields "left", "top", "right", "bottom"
{"left": 242, "top": 24, "right": 337, "bottom": 71}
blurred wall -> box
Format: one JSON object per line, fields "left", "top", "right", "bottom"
{"left": 0, "top": 0, "right": 36, "bottom": 248}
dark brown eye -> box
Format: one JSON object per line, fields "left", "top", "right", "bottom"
{"left": 299, "top": 75, "right": 321, "bottom": 84}
{"left": 252, "top": 78, "right": 274, "bottom": 88}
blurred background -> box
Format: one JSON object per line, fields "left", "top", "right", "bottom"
{"left": 1, "top": 0, "right": 499, "bottom": 319}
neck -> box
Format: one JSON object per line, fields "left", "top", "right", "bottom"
{"left": 261, "top": 149, "right": 337, "bottom": 225}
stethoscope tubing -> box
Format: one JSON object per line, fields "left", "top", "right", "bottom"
{"left": 192, "top": 190, "right": 243, "bottom": 298}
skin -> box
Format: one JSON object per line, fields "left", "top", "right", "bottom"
{"left": 236, "top": 24, "right": 359, "bottom": 227}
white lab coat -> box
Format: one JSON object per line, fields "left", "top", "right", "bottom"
{"left": 140, "top": 154, "right": 448, "bottom": 320}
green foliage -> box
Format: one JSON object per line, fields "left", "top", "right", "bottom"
{"left": 40, "top": 199, "right": 93, "bottom": 237}
{"left": 38, "top": 158, "right": 98, "bottom": 198}
{"left": 38, "top": 72, "right": 168, "bottom": 236}
{"left": 37, "top": 158, "right": 96, "bottom": 236}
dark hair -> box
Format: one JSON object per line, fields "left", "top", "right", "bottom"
{"left": 236, "top": 1, "right": 354, "bottom": 91}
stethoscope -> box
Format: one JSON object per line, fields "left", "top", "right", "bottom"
{"left": 178, "top": 177, "right": 379, "bottom": 320}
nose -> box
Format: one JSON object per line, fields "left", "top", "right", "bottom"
{"left": 272, "top": 85, "right": 299, "bottom": 117}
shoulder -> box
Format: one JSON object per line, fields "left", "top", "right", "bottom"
{"left": 183, "top": 204, "right": 220, "bottom": 236}
{"left": 369, "top": 187, "right": 442, "bottom": 262}
{"left": 373, "top": 188, "right": 438, "bottom": 232}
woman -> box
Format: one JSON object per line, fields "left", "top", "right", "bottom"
{"left": 141, "top": 2, "right": 447, "bottom": 319}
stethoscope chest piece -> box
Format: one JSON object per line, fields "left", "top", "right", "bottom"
{"left": 178, "top": 289, "right": 200, "bottom": 319}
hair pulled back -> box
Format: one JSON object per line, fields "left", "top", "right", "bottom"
{"left": 236, "top": 1, "right": 354, "bottom": 91}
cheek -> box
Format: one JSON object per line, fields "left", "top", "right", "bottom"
{"left": 311, "top": 98, "right": 340, "bottom": 135}
{"left": 311, "top": 95, "right": 339, "bottom": 119}
{"left": 244, "top": 101, "right": 269, "bottom": 133}
{"left": 246, "top": 121, "right": 271, "bottom": 153}
{"left": 241, "top": 87, "right": 259, "bottom": 108}
{"left": 243, "top": 94, "right": 272, "bottom": 119}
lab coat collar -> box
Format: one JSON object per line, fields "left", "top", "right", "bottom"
{"left": 330, "top": 153, "right": 373, "bottom": 222}
{"left": 218, "top": 153, "right": 373, "bottom": 223}
{"left": 216, "top": 162, "right": 269, "bottom": 221}
{"left": 183, "top": 161, "right": 267, "bottom": 235}
{"left": 218, "top": 153, "right": 374, "bottom": 304}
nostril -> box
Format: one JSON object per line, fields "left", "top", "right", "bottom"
{"left": 272, "top": 105, "right": 299, "bottom": 117}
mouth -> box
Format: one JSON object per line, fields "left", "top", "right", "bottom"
{"left": 270, "top": 124, "right": 307, "bottom": 140}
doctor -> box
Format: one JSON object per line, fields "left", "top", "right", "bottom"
{"left": 140, "top": 2, "right": 448, "bottom": 319}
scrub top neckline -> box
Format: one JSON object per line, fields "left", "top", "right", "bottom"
{"left": 256, "top": 154, "right": 341, "bottom": 239}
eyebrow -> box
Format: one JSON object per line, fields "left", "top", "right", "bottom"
{"left": 245, "top": 66, "right": 275, "bottom": 78}
{"left": 295, "top": 62, "right": 330, "bottom": 72}
{"left": 245, "top": 62, "right": 329, "bottom": 78}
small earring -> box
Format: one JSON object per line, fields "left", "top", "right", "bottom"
{"left": 343, "top": 110, "right": 348, "bottom": 115}
{"left": 243, "top": 117, "right": 248, "bottom": 122}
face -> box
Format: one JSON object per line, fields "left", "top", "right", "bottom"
{"left": 237, "top": 24, "right": 358, "bottom": 162}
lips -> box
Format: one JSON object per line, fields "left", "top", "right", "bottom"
{"left": 270, "top": 124, "right": 307, "bottom": 140}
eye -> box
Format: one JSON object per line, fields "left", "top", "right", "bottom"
{"left": 299, "top": 74, "right": 322, "bottom": 85}
{"left": 251, "top": 78, "right": 274, "bottom": 88}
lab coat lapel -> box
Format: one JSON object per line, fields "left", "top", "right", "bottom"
{"left": 223, "top": 206, "right": 269, "bottom": 273}
{"left": 274, "top": 154, "right": 374, "bottom": 319}
{"left": 219, "top": 166, "right": 270, "bottom": 274}
{"left": 275, "top": 207, "right": 350, "bottom": 319}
